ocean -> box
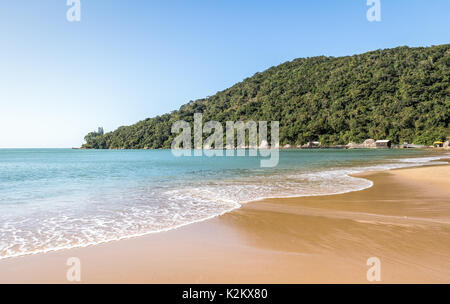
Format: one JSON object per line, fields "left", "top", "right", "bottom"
{"left": 0, "top": 148, "right": 447, "bottom": 259}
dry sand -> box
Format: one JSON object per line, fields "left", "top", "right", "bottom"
{"left": 0, "top": 164, "right": 449, "bottom": 283}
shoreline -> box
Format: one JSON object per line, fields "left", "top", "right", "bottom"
{"left": 0, "top": 162, "right": 449, "bottom": 283}
{"left": 0, "top": 154, "right": 447, "bottom": 262}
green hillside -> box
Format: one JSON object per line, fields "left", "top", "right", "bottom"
{"left": 83, "top": 44, "right": 450, "bottom": 149}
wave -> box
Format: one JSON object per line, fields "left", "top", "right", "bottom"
{"left": 0, "top": 154, "right": 448, "bottom": 260}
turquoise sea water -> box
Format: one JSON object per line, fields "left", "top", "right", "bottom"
{"left": 0, "top": 148, "right": 447, "bottom": 259}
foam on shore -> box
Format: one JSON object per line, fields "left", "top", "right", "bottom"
{"left": 0, "top": 153, "right": 448, "bottom": 260}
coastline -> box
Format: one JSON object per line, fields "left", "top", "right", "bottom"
{"left": 0, "top": 151, "right": 446, "bottom": 262}
{"left": 0, "top": 162, "right": 449, "bottom": 283}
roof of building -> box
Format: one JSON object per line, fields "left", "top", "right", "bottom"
{"left": 376, "top": 140, "right": 391, "bottom": 143}
{"left": 434, "top": 141, "right": 444, "bottom": 144}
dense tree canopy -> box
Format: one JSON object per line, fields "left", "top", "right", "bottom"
{"left": 83, "top": 44, "right": 450, "bottom": 149}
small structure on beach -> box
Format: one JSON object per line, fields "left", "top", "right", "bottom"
{"left": 433, "top": 141, "right": 444, "bottom": 148}
{"left": 375, "top": 140, "right": 391, "bottom": 148}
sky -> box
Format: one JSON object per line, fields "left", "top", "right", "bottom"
{"left": 0, "top": 0, "right": 449, "bottom": 148}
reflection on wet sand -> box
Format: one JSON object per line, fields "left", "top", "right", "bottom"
{"left": 218, "top": 167, "right": 450, "bottom": 282}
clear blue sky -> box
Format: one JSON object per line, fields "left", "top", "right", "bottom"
{"left": 0, "top": 0, "right": 449, "bottom": 148}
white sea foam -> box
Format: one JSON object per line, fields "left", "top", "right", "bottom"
{"left": 394, "top": 155, "right": 449, "bottom": 164}
{"left": 0, "top": 153, "right": 448, "bottom": 260}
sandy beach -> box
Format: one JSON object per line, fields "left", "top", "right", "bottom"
{"left": 0, "top": 163, "right": 449, "bottom": 284}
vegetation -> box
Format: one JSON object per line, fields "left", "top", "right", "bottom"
{"left": 83, "top": 44, "right": 450, "bottom": 149}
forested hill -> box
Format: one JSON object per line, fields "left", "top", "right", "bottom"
{"left": 83, "top": 44, "right": 450, "bottom": 149}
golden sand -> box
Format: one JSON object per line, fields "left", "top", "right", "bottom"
{"left": 0, "top": 164, "right": 449, "bottom": 283}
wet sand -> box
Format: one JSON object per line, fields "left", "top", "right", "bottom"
{"left": 0, "top": 164, "right": 449, "bottom": 283}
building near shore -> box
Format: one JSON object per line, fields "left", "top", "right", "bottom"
{"left": 433, "top": 141, "right": 444, "bottom": 148}
{"left": 375, "top": 140, "right": 391, "bottom": 148}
